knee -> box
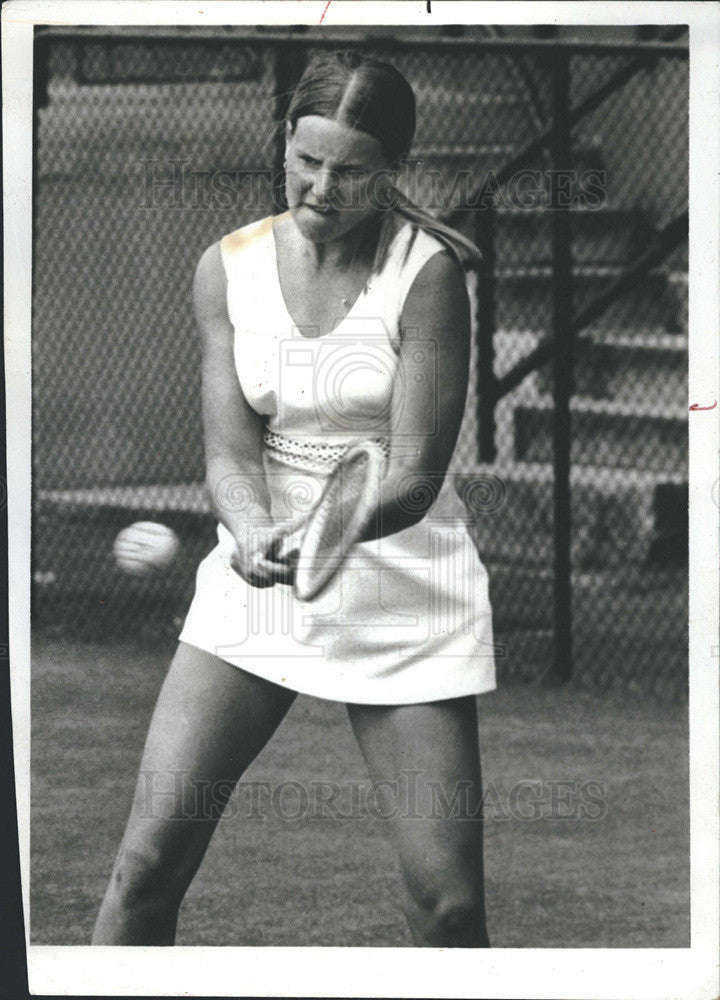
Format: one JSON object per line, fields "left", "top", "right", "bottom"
{"left": 110, "top": 840, "right": 186, "bottom": 911}
{"left": 400, "top": 842, "right": 489, "bottom": 945}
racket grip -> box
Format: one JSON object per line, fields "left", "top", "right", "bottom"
{"left": 275, "top": 527, "right": 303, "bottom": 562}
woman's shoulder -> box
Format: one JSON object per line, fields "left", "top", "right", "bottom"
{"left": 407, "top": 222, "right": 448, "bottom": 257}
{"left": 194, "top": 215, "right": 274, "bottom": 280}
{"left": 194, "top": 215, "right": 279, "bottom": 327}
{"left": 391, "top": 220, "right": 464, "bottom": 307}
{"left": 389, "top": 219, "right": 456, "bottom": 279}
{"left": 219, "top": 214, "right": 275, "bottom": 262}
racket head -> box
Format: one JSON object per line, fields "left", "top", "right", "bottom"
{"left": 293, "top": 440, "right": 387, "bottom": 601}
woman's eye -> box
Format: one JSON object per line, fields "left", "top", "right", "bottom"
{"left": 337, "top": 168, "right": 368, "bottom": 180}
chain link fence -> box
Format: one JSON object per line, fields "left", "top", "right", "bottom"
{"left": 32, "top": 26, "right": 689, "bottom": 699}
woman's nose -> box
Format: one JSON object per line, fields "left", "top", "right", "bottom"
{"left": 312, "top": 168, "right": 334, "bottom": 202}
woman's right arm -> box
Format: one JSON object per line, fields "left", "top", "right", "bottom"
{"left": 193, "top": 242, "right": 292, "bottom": 587}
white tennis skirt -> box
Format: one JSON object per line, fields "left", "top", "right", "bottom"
{"left": 179, "top": 474, "right": 497, "bottom": 706}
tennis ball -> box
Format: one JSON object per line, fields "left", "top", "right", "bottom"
{"left": 113, "top": 521, "right": 180, "bottom": 576}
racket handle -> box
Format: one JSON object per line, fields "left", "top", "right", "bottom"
{"left": 275, "top": 527, "right": 303, "bottom": 562}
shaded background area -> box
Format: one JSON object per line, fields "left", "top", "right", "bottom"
{"left": 30, "top": 23, "right": 690, "bottom": 947}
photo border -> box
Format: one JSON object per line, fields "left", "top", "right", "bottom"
{"left": 3, "top": 2, "right": 718, "bottom": 997}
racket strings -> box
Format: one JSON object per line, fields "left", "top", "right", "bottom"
{"left": 294, "top": 443, "right": 387, "bottom": 600}
{"left": 301, "top": 455, "right": 377, "bottom": 560}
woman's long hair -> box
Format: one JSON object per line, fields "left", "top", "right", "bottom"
{"left": 285, "top": 51, "right": 482, "bottom": 271}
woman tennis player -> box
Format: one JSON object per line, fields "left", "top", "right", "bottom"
{"left": 93, "top": 51, "right": 496, "bottom": 947}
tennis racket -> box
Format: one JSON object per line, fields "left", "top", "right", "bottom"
{"left": 274, "top": 440, "right": 387, "bottom": 601}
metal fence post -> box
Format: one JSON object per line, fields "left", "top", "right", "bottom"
{"left": 474, "top": 202, "right": 498, "bottom": 462}
{"left": 549, "top": 51, "right": 574, "bottom": 684}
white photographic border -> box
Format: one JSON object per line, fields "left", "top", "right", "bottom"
{"left": 4, "top": 2, "right": 718, "bottom": 997}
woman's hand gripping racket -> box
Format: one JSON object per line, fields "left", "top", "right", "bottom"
{"left": 273, "top": 440, "right": 387, "bottom": 601}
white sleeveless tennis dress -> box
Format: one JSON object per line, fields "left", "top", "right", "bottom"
{"left": 179, "top": 215, "right": 497, "bottom": 704}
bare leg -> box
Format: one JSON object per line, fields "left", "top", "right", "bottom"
{"left": 347, "top": 696, "right": 490, "bottom": 947}
{"left": 92, "top": 642, "right": 296, "bottom": 944}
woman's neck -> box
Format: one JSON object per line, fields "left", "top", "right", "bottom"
{"left": 288, "top": 211, "right": 385, "bottom": 272}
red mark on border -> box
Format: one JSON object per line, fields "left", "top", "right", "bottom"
{"left": 319, "top": 0, "right": 331, "bottom": 22}
{"left": 689, "top": 401, "right": 717, "bottom": 411}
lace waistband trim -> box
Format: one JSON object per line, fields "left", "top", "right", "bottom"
{"left": 263, "top": 430, "right": 390, "bottom": 474}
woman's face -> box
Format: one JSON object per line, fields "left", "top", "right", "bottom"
{"left": 284, "top": 115, "right": 392, "bottom": 243}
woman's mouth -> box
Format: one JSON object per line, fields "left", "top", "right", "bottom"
{"left": 304, "top": 203, "right": 338, "bottom": 216}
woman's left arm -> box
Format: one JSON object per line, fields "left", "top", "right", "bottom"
{"left": 360, "top": 249, "right": 470, "bottom": 541}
